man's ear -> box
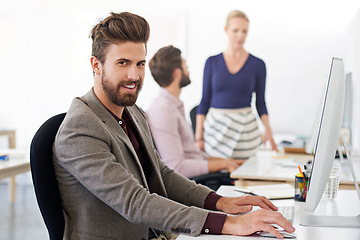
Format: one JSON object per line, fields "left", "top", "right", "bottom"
{"left": 90, "top": 56, "right": 102, "bottom": 75}
{"left": 173, "top": 68, "right": 182, "bottom": 81}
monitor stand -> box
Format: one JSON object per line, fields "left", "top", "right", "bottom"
{"left": 300, "top": 135, "right": 360, "bottom": 227}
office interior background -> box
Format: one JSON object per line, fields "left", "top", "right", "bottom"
{"left": 1, "top": 0, "right": 360, "bottom": 184}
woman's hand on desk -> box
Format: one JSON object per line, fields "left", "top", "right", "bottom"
{"left": 216, "top": 195, "right": 277, "bottom": 214}
{"left": 260, "top": 114, "right": 278, "bottom": 152}
{"left": 221, "top": 209, "right": 295, "bottom": 239}
{"left": 262, "top": 130, "right": 278, "bottom": 152}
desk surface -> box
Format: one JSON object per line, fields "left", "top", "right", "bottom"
{"left": 230, "top": 150, "right": 360, "bottom": 185}
{"left": 0, "top": 149, "right": 30, "bottom": 180}
{"left": 177, "top": 186, "right": 360, "bottom": 240}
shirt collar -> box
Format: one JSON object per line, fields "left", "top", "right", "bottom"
{"left": 159, "top": 88, "right": 183, "bottom": 109}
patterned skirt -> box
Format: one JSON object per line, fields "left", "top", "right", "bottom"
{"left": 204, "top": 107, "right": 262, "bottom": 159}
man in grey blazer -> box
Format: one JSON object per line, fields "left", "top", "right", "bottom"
{"left": 53, "top": 12, "right": 295, "bottom": 240}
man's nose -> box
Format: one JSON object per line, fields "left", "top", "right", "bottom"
{"left": 127, "top": 65, "right": 139, "bottom": 80}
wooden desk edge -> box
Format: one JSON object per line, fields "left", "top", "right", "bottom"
{"left": 0, "top": 161, "right": 31, "bottom": 180}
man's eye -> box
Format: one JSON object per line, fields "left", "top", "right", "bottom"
{"left": 138, "top": 62, "right": 145, "bottom": 67}
{"left": 118, "top": 61, "right": 127, "bottom": 65}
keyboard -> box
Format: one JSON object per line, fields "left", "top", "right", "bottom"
{"left": 277, "top": 206, "right": 295, "bottom": 224}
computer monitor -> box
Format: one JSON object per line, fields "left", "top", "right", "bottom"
{"left": 300, "top": 58, "right": 360, "bottom": 227}
{"left": 305, "top": 71, "right": 353, "bottom": 155}
{"left": 304, "top": 104, "right": 321, "bottom": 155}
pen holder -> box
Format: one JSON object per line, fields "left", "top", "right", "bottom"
{"left": 294, "top": 174, "right": 309, "bottom": 202}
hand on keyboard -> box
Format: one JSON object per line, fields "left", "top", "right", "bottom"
{"left": 221, "top": 208, "right": 296, "bottom": 239}
{"left": 277, "top": 206, "right": 295, "bottom": 224}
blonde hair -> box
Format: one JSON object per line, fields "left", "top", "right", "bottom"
{"left": 225, "top": 10, "right": 249, "bottom": 28}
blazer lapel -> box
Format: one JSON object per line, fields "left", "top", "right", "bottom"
{"left": 82, "top": 90, "right": 149, "bottom": 188}
{"left": 125, "top": 107, "right": 167, "bottom": 196}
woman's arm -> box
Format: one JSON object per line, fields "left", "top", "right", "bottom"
{"left": 254, "top": 59, "right": 277, "bottom": 151}
{"left": 195, "top": 114, "right": 206, "bottom": 151}
{"left": 260, "top": 114, "right": 278, "bottom": 151}
{"left": 196, "top": 57, "right": 215, "bottom": 151}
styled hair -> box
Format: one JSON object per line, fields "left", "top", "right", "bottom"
{"left": 149, "top": 45, "right": 182, "bottom": 87}
{"left": 90, "top": 12, "right": 150, "bottom": 64}
{"left": 225, "top": 10, "right": 249, "bottom": 28}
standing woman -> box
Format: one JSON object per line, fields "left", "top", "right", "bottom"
{"left": 195, "top": 10, "right": 278, "bottom": 159}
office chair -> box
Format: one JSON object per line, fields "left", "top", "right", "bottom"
{"left": 30, "top": 113, "right": 66, "bottom": 240}
{"left": 189, "top": 105, "right": 198, "bottom": 134}
{"left": 190, "top": 172, "right": 234, "bottom": 191}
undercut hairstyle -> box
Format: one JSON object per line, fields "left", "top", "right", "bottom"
{"left": 90, "top": 12, "right": 150, "bottom": 64}
{"left": 149, "top": 45, "right": 182, "bottom": 87}
{"left": 225, "top": 10, "right": 249, "bottom": 28}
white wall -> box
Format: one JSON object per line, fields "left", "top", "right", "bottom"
{"left": 1, "top": 0, "right": 360, "bottom": 152}
{"left": 346, "top": 9, "right": 360, "bottom": 150}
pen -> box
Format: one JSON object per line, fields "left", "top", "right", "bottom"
{"left": 298, "top": 166, "right": 304, "bottom": 178}
{"left": 233, "top": 188, "right": 259, "bottom": 196}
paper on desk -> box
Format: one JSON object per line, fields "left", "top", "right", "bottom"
{"left": 235, "top": 184, "right": 294, "bottom": 200}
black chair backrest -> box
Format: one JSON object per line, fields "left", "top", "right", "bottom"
{"left": 30, "top": 113, "right": 66, "bottom": 240}
{"left": 190, "top": 105, "right": 198, "bottom": 134}
{"left": 190, "top": 172, "right": 234, "bottom": 191}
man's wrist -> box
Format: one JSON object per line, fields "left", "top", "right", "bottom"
{"left": 204, "top": 192, "right": 222, "bottom": 210}
{"left": 201, "top": 212, "right": 227, "bottom": 234}
{"left": 215, "top": 196, "right": 225, "bottom": 211}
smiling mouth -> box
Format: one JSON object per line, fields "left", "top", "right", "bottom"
{"left": 121, "top": 83, "right": 139, "bottom": 94}
{"left": 122, "top": 84, "right": 136, "bottom": 89}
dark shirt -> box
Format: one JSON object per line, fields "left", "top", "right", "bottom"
{"left": 109, "top": 109, "right": 152, "bottom": 180}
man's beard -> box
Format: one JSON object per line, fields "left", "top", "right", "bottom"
{"left": 101, "top": 71, "right": 142, "bottom": 107}
{"left": 179, "top": 71, "right": 191, "bottom": 88}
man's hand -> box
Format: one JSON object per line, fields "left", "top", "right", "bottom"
{"left": 216, "top": 195, "right": 278, "bottom": 214}
{"left": 225, "top": 159, "right": 245, "bottom": 172}
{"left": 221, "top": 209, "right": 295, "bottom": 239}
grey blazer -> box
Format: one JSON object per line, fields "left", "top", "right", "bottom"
{"left": 53, "top": 89, "right": 213, "bottom": 240}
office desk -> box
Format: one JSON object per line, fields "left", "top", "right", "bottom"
{"left": 230, "top": 150, "right": 360, "bottom": 189}
{"left": 177, "top": 186, "right": 360, "bottom": 240}
{"left": 0, "top": 149, "right": 30, "bottom": 202}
